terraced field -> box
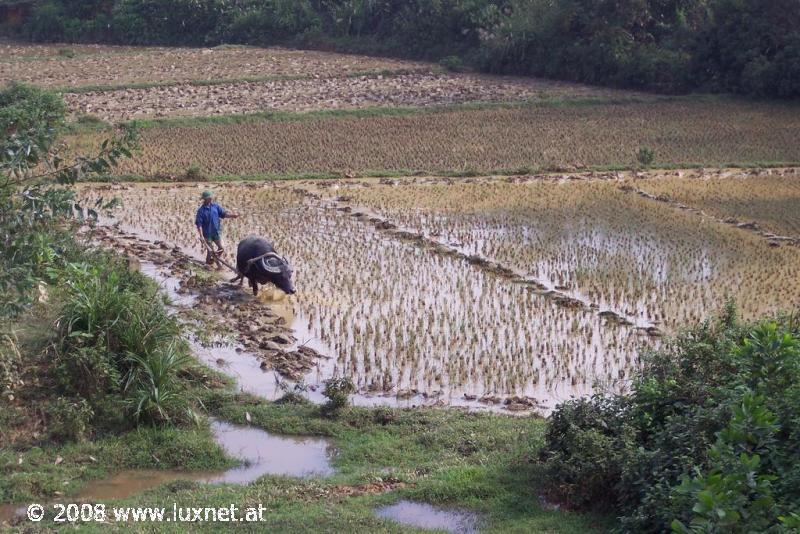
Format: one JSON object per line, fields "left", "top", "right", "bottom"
{"left": 340, "top": 175, "right": 800, "bottom": 331}
{"left": 9, "top": 40, "right": 796, "bottom": 411}
{"left": 68, "top": 100, "right": 800, "bottom": 177}
{"left": 0, "top": 43, "right": 428, "bottom": 89}
{"left": 63, "top": 72, "right": 629, "bottom": 121}
{"left": 78, "top": 172, "right": 800, "bottom": 410}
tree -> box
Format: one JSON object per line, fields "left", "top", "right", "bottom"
{"left": 0, "top": 83, "right": 137, "bottom": 316}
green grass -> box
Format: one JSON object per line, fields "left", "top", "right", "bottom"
{"left": 3, "top": 300, "right": 607, "bottom": 532}
{"left": 67, "top": 91, "right": 778, "bottom": 135}
{"left": 127, "top": 96, "right": 664, "bottom": 128}
{"left": 0, "top": 424, "right": 234, "bottom": 503}
{"left": 64, "top": 94, "right": 676, "bottom": 136}
{"left": 5, "top": 389, "right": 609, "bottom": 532}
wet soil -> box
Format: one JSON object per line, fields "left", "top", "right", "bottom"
{"left": 91, "top": 225, "right": 326, "bottom": 380}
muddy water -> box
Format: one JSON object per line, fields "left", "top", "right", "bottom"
{"left": 0, "top": 420, "right": 334, "bottom": 523}
{"left": 208, "top": 420, "right": 335, "bottom": 481}
{"left": 376, "top": 501, "right": 480, "bottom": 534}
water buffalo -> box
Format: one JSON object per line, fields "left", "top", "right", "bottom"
{"left": 232, "top": 236, "right": 295, "bottom": 296}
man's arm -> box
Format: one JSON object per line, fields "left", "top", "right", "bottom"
{"left": 219, "top": 205, "right": 239, "bottom": 219}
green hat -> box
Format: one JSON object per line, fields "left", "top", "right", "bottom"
{"left": 201, "top": 190, "right": 214, "bottom": 199}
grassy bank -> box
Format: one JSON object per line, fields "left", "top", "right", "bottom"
{"left": 79, "top": 160, "right": 800, "bottom": 185}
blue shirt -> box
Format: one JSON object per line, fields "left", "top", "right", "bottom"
{"left": 195, "top": 203, "right": 228, "bottom": 239}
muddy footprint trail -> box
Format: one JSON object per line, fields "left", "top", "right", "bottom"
{"left": 90, "top": 225, "right": 328, "bottom": 380}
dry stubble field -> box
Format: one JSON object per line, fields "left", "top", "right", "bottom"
{"left": 67, "top": 99, "right": 800, "bottom": 177}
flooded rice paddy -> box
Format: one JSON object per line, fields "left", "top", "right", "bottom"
{"left": 78, "top": 173, "right": 800, "bottom": 411}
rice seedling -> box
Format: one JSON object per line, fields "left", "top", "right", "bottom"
{"left": 67, "top": 100, "right": 800, "bottom": 178}
{"left": 77, "top": 183, "right": 650, "bottom": 410}
{"left": 633, "top": 168, "right": 800, "bottom": 238}
{"left": 76, "top": 172, "right": 800, "bottom": 410}
{"left": 343, "top": 178, "right": 800, "bottom": 332}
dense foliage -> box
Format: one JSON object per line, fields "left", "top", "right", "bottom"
{"left": 0, "top": 83, "right": 134, "bottom": 316}
{"left": 10, "top": 0, "right": 800, "bottom": 98}
{"left": 539, "top": 304, "right": 800, "bottom": 532}
{"left": 1, "top": 83, "right": 191, "bottom": 430}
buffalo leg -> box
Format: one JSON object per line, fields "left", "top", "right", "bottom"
{"left": 250, "top": 279, "right": 259, "bottom": 296}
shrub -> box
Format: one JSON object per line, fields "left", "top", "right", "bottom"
{"left": 0, "top": 82, "right": 65, "bottom": 137}
{"left": 184, "top": 164, "right": 206, "bottom": 182}
{"left": 539, "top": 307, "right": 800, "bottom": 532}
{"left": 54, "top": 259, "right": 190, "bottom": 425}
{"left": 636, "top": 146, "right": 655, "bottom": 167}
{"left": 124, "top": 342, "right": 191, "bottom": 425}
{"left": 48, "top": 397, "right": 95, "bottom": 442}
{"left": 539, "top": 394, "right": 635, "bottom": 510}
{"left": 320, "top": 376, "right": 355, "bottom": 417}
{"left": 438, "top": 55, "right": 466, "bottom": 72}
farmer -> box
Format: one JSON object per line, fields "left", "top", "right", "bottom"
{"left": 195, "top": 190, "right": 239, "bottom": 269}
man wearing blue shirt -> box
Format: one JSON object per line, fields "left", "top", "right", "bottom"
{"left": 195, "top": 190, "right": 238, "bottom": 268}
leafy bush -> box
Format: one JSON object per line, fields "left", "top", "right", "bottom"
{"left": 321, "top": 376, "right": 355, "bottom": 417}
{"left": 48, "top": 397, "right": 95, "bottom": 442}
{"left": 0, "top": 82, "right": 65, "bottom": 138}
{"left": 539, "top": 306, "right": 800, "bottom": 532}
{"left": 636, "top": 147, "right": 655, "bottom": 167}
{"left": 539, "top": 394, "right": 635, "bottom": 510}
{"left": 184, "top": 164, "right": 206, "bottom": 182}
{"left": 439, "top": 55, "right": 467, "bottom": 72}
{"left": 1, "top": 83, "right": 136, "bottom": 318}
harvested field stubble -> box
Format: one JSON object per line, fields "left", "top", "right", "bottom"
{"left": 62, "top": 73, "right": 632, "bottom": 121}
{"left": 68, "top": 100, "right": 800, "bottom": 177}
{"left": 339, "top": 178, "right": 800, "bottom": 331}
{"left": 78, "top": 183, "right": 650, "bottom": 410}
{"left": 0, "top": 41, "right": 142, "bottom": 60}
{"left": 1, "top": 44, "right": 428, "bottom": 89}
{"left": 634, "top": 169, "right": 800, "bottom": 238}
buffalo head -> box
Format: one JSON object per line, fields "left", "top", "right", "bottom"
{"left": 259, "top": 255, "right": 296, "bottom": 295}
